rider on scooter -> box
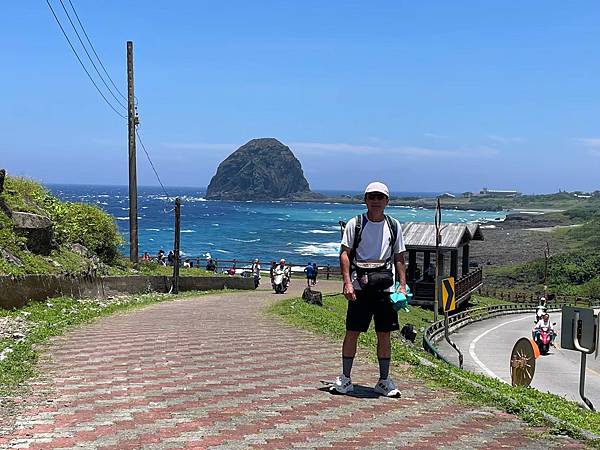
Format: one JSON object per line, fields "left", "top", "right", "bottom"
{"left": 533, "top": 312, "right": 556, "bottom": 345}
{"left": 272, "top": 259, "right": 290, "bottom": 291}
{"left": 534, "top": 297, "right": 547, "bottom": 323}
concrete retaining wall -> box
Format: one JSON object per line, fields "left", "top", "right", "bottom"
{"left": 0, "top": 275, "right": 254, "bottom": 309}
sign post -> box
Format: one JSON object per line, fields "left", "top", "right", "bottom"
{"left": 440, "top": 275, "right": 462, "bottom": 368}
{"left": 561, "top": 306, "right": 599, "bottom": 410}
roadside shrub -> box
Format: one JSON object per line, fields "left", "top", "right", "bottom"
{"left": 15, "top": 180, "right": 123, "bottom": 264}
{"left": 49, "top": 200, "right": 122, "bottom": 263}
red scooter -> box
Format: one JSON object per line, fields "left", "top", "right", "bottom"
{"left": 533, "top": 326, "right": 556, "bottom": 355}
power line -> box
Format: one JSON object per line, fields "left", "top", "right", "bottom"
{"left": 45, "top": 0, "right": 126, "bottom": 119}
{"left": 57, "top": 0, "right": 127, "bottom": 110}
{"left": 66, "top": 0, "right": 129, "bottom": 104}
{"left": 135, "top": 128, "right": 172, "bottom": 202}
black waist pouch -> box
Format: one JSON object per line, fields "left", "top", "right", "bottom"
{"left": 355, "top": 260, "right": 394, "bottom": 291}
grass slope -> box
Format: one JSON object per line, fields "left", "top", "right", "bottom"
{"left": 0, "top": 176, "right": 122, "bottom": 276}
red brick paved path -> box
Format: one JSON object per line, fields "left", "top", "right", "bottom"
{"left": 0, "top": 281, "right": 586, "bottom": 449}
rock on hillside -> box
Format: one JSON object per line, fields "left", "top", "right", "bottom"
{"left": 206, "top": 138, "right": 313, "bottom": 201}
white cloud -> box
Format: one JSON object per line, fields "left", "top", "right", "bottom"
{"left": 153, "top": 140, "right": 498, "bottom": 160}
{"left": 289, "top": 142, "right": 498, "bottom": 159}
{"left": 487, "top": 135, "right": 524, "bottom": 144}
{"left": 575, "top": 138, "right": 600, "bottom": 157}
{"left": 577, "top": 138, "right": 600, "bottom": 148}
{"left": 162, "top": 143, "right": 235, "bottom": 152}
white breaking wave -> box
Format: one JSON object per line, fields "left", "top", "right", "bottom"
{"left": 181, "top": 229, "right": 196, "bottom": 233}
{"left": 296, "top": 242, "right": 340, "bottom": 257}
{"left": 178, "top": 196, "right": 207, "bottom": 202}
{"left": 216, "top": 249, "right": 230, "bottom": 253}
{"left": 301, "top": 230, "right": 337, "bottom": 234}
{"left": 145, "top": 228, "right": 160, "bottom": 231}
{"left": 227, "top": 238, "right": 261, "bottom": 243}
{"left": 116, "top": 217, "right": 128, "bottom": 220}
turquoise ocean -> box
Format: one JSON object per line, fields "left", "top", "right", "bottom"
{"left": 49, "top": 185, "right": 506, "bottom": 267}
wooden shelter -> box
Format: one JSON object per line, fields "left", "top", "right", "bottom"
{"left": 402, "top": 222, "right": 484, "bottom": 308}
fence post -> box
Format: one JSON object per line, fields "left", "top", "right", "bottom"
{"left": 326, "top": 264, "right": 330, "bottom": 280}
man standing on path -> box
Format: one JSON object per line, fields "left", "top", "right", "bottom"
{"left": 334, "top": 181, "right": 407, "bottom": 397}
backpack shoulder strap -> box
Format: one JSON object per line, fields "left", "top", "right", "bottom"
{"left": 352, "top": 214, "right": 365, "bottom": 250}
{"left": 384, "top": 215, "right": 398, "bottom": 250}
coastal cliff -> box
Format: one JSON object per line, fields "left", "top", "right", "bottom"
{"left": 206, "top": 138, "right": 315, "bottom": 201}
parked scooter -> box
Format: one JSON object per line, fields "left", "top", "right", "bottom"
{"left": 272, "top": 267, "right": 290, "bottom": 294}
{"left": 253, "top": 273, "right": 260, "bottom": 289}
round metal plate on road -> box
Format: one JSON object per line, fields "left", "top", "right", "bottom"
{"left": 510, "top": 337, "right": 536, "bottom": 387}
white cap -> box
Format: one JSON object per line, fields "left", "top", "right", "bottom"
{"left": 364, "top": 181, "right": 389, "bottom": 198}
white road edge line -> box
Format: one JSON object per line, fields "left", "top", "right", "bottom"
{"left": 469, "top": 315, "right": 532, "bottom": 383}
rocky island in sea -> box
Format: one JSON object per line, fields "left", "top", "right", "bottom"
{"left": 206, "top": 138, "right": 324, "bottom": 201}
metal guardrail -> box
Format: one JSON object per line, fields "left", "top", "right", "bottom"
{"left": 423, "top": 297, "right": 600, "bottom": 365}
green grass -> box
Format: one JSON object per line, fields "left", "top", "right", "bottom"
{"left": 484, "top": 209, "right": 600, "bottom": 297}
{"left": 268, "top": 293, "right": 600, "bottom": 445}
{"left": 0, "top": 289, "right": 237, "bottom": 398}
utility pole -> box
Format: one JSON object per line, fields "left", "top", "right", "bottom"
{"left": 543, "top": 242, "right": 550, "bottom": 299}
{"left": 172, "top": 198, "right": 181, "bottom": 294}
{"left": 127, "top": 41, "right": 139, "bottom": 267}
{"left": 434, "top": 198, "right": 442, "bottom": 322}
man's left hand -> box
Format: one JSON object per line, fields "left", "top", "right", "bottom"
{"left": 396, "top": 284, "right": 407, "bottom": 295}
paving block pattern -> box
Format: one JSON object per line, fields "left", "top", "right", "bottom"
{"left": 0, "top": 283, "right": 587, "bottom": 449}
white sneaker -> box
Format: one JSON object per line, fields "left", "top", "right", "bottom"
{"left": 332, "top": 374, "right": 353, "bottom": 394}
{"left": 374, "top": 377, "right": 401, "bottom": 397}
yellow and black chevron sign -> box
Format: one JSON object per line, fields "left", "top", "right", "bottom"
{"left": 442, "top": 276, "right": 455, "bottom": 312}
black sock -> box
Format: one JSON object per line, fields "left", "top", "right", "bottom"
{"left": 378, "top": 357, "right": 391, "bottom": 380}
{"left": 342, "top": 356, "right": 354, "bottom": 378}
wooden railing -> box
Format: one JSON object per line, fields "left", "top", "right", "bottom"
{"left": 455, "top": 267, "right": 483, "bottom": 300}
{"left": 477, "top": 286, "right": 596, "bottom": 304}
{"left": 141, "top": 255, "right": 343, "bottom": 279}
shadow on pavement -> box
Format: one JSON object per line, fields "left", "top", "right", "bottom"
{"left": 318, "top": 384, "right": 382, "bottom": 399}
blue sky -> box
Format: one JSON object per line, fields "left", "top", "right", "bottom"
{"left": 1, "top": 1, "right": 599, "bottom": 193}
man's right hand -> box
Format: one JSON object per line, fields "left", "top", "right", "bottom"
{"left": 343, "top": 281, "right": 356, "bottom": 301}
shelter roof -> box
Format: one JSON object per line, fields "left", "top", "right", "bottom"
{"left": 401, "top": 222, "right": 484, "bottom": 251}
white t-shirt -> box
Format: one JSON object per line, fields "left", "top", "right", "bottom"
{"left": 341, "top": 214, "right": 406, "bottom": 292}
{"left": 535, "top": 319, "right": 554, "bottom": 330}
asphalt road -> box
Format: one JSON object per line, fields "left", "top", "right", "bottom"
{"left": 436, "top": 312, "right": 600, "bottom": 406}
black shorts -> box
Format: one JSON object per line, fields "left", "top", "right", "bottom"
{"left": 346, "top": 290, "right": 399, "bottom": 333}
